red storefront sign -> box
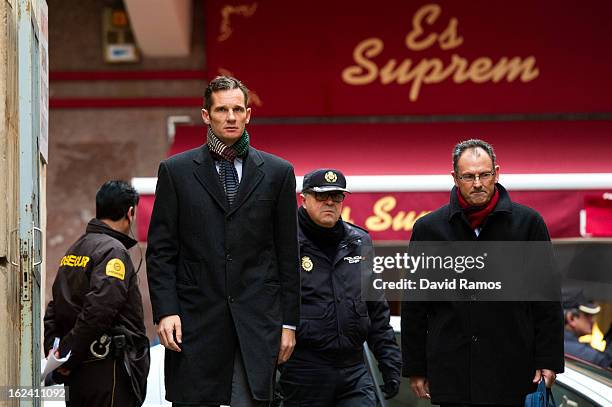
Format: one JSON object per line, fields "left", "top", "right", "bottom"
{"left": 205, "top": 0, "right": 612, "bottom": 116}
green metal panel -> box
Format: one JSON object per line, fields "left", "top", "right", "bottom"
{"left": 17, "top": 0, "right": 43, "bottom": 405}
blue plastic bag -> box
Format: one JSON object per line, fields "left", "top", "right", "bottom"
{"left": 524, "top": 379, "right": 556, "bottom": 407}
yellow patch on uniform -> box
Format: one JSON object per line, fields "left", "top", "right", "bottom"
{"left": 301, "top": 256, "right": 314, "bottom": 272}
{"left": 60, "top": 255, "right": 90, "bottom": 268}
{"left": 105, "top": 258, "right": 126, "bottom": 280}
{"left": 79, "top": 256, "right": 91, "bottom": 268}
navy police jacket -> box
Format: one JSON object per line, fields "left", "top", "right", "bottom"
{"left": 291, "top": 220, "right": 401, "bottom": 383}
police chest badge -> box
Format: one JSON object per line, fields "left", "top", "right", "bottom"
{"left": 324, "top": 171, "right": 337, "bottom": 183}
{"left": 301, "top": 256, "right": 314, "bottom": 272}
{"left": 105, "top": 258, "right": 126, "bottom": 280}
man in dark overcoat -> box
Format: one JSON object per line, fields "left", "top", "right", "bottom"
{"left": 401, "top": 139, "right": 564, "bottom": 406}
{"left": 146, "top": 76, "right": 300, "bottom": 406}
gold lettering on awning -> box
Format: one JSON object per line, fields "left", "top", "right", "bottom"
{"left": 341, "top": 3, "right": 539, "bottom": 102}
{"left": 364, "top": 196, "right": 430, "bottom": 232}
{"left": 218, "top": 3, "right": 258, "bottom": 42}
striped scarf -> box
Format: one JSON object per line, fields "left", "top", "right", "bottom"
{"left": 206, "top": 127, "right": 250, "bottom": 206}
{"left": 206, "top": 127, "right": 250, "bottom": 161}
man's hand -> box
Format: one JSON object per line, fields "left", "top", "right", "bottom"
{"left": 54, "top": 350, "right": 70, "bottom": 376}
{"left": 380, "top": 379, "right": 400, "bottom": 399}
{"left": 410, "top": 376, "right": 431, "bottom": 399}
{"left": 533, "top": 369, "right": 557, "bottom": 388}
{"left": 277, "top": 328, "right": 295, "bottom": 364}
{"left": 158, "top": 315, "right": 182, "bottom": 352}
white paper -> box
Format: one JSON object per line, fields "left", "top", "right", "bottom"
{"left": 41, "top": 338, "right": 71, "bottom": 385}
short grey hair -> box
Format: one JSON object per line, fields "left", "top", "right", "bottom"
{"left": 204, "top": 76, "right": 249, "bottom": 112}
{"left": 452, "top": 139, "right": 497, "bottom": 174}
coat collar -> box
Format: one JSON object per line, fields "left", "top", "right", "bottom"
{"left": 298, "top": 219, "right": 362, "bottom": 248}
{"left": 193, "top": 144, "right": 264, "bottom": 214}
{"left": 299, "top": 220, "right": 365, "bottom": 266}
{"left": 86, "top": 218, "right": 137, "bottom": 249}
{"left": 564, "top": 329, "right": 580, "bottom": 343}
{"left": 447, "top": 183, "right": 513, "bottom": 222}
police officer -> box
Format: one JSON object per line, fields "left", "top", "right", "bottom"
{"left": 44, "top": 180, "right": 150, "bottom": 406}
{"left": 562, "top": 288, "right": 612, "bottom": 368}
{"left": 279, "top": 169, "right": 401, "bottom": 406}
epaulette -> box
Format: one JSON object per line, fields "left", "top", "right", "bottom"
{"left": 345, "top": 221, "right": 370, "bottom": 235}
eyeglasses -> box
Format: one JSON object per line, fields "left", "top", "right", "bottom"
{"left": 456, "top": 171, "right": 496, "bottom": 183}
{"left": 308, "top": 191, "right": 346, "bottom": 203}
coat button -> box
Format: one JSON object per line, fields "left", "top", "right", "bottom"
{"left": 226, "top": 254, "right": 232, "bottom": 261}
{"left": 472, "top": 335, "right": 478, "bottom": 342}
{"left": 228, "top": 296, "right": 234, "bottom": 303}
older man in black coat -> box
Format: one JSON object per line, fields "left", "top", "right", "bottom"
{"left": 401, "top": 139, "right": 564, "bottom": 407}
{"left": 146, "top": 76, "right": 300, "bottom": 406}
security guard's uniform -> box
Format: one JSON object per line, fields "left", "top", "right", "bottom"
{"left": 44, "top": 218, "right": 150, "bottom": 407}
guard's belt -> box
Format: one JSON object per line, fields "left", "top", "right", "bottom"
{"left": 89, "top": 333, "right": 126, "bottom": 359}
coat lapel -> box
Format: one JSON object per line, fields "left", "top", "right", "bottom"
{"left": 193, "top": 145, "right": 229, "bottom": 213}
{"left": 228, "top": 147, "right": 264, "bottom": 216}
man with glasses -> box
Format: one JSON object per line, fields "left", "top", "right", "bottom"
{"left": 278, "top": 168, "right": 402, "bottom": 406}
{"left": 401, "top": 139, "right": 564, "bottom": 406}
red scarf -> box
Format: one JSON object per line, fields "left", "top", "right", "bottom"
{"left": 456, "top": 187, "right": 499, "bottom": 229}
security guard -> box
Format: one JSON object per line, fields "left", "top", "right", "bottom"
{"left": 44, "top": 180, "right": 150, "bottom": 406}
{"left": 279, "top": 169, "right": 401, "bottom": 406}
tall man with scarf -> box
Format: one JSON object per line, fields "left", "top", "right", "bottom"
{"left": 147, "top": 76, "right": 300, "bottom": 406}
{"left": 401, "top": 139, "right": 564, "bottom": 406}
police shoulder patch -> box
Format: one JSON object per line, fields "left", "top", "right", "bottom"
{"left": 105, "top": 258, "right": 126, "bottom": 280}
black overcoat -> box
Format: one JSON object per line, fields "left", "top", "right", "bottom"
{"left": 401, "top": 184, "right": 564, "bottom": 405}
{"left": 146, "top": 145, "right": 300, "bottom": 404}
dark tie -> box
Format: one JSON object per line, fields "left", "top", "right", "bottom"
{"left": 218, "top": 159, "right": 239, "bottom": 206}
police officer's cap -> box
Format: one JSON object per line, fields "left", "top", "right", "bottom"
{"left": 562, "top": 288, "right": 600, "bottom": 314}
{"left": 302, "top": 169, "right": 350, "bottom": 193}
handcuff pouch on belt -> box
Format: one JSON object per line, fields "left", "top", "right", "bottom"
{"left": 89, "top": 333, "right": 126, "bottom": 359}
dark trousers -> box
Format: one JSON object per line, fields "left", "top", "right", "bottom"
{"left": 173, "top": 347, "right": 267, "bottom": 407}
{"left": 64, "top": 357, "right": 135, "bottom": 407}
{"left": 279, "top": 361, "right": 376, "bottom": 407}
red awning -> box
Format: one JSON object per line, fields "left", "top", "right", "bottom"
{"left": 136, "top": 121, "right": 612, "bottom": 241}
{"left": 169, "top": 121, "right": 612, "bottom": 175}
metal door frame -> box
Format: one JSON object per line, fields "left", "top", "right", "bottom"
{"left": 17, "top": 0, "right": 44, "bottom": 404}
